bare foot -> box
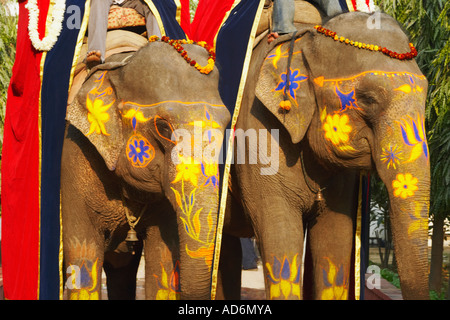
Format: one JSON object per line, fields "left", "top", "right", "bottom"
{"left": 267, "top": 32, "right": 279, "bottom": 44}
{"left": 86, "top": 50, "right": 102, "bottom": 69}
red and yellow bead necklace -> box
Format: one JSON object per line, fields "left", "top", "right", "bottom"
{"left": 314, "top": 25, "right": 418, "bottom": 61}
{"left": 149, "top": 35, "right": 216, "bottom": 74}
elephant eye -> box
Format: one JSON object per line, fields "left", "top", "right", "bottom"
{"left": 154, "top": 116, "right": 176, "bottom": 144}
{"left": 356, "top": 90, "right": 378, "bottom": 106}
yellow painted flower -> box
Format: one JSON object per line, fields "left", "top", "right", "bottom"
{"left": 172, "top": 156, "right": 202, "bottom": 187}
{"left": 86, "top": 95, "right": 114, "bottom": 136}
{"left": 266, "top": 254, "right": 301, "bottom": 299}
{"left": 321, "top": 258, "right": 348, "bottom": 300}
{"left": 392, "top": 173, "right": 418, "bottom": 199}
{"left": 323, "top": 114, "right": 352, "bottom": 145}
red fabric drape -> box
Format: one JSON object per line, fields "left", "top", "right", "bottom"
{"left": 1, "top": 0, "right": 49, "bottom": 299}
{"left": 189, "top": 0, "right": 235, "bottom": 46}
{"left": 179, "top": 0, "right": 191, "bottom": 38}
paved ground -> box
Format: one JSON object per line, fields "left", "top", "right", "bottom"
{"left": 102, "top": 259, "right": 267, "bottom": 300}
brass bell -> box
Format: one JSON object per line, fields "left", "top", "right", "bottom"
{"left": 315, "top": 189, "right": 324, "bottom": 202}
{"left": 126, "top": 228, "right": 138, "bottom": 242}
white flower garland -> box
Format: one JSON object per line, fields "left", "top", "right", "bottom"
{"left": 25, "top": 0, "right": 66, "bottom": 51}
{"left": 356, "top": 0, "right": 376, "bottom": 13}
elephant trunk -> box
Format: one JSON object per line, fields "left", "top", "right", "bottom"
{"left": 169, "top": 154, "right": 220, "bottom": 299}
{"left": 374, "top": 114, "right": 430, "bottom": 299}
{"left": 175, "top": 197, "right": 217, "bottom": 300}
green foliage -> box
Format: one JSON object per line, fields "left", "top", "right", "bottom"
{"left": 380, "top": 268, "right": 400, "bottom": 288}
{"left": 429, "top": 111, "right": 450, "bottom": 216}
{"left": 382, "top": 268, "right": 447, "bottom": 299}
{"left": 0, "top": 2, "right": 18, "bottom": 150}
{"left": 189, "top": 0, "right": 198, "bottom": 21}
{"left": 430, "top": 289, "right": 446, "bottom": 300}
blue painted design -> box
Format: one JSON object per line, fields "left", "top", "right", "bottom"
{"left": 334, "top": 86, "right": 360, "bottom": 112}
{"left": 281, "top": 258, "right": 291, "bottom": 280}
{"left": 128, "top": 139, "right": 151, "bottom": 164}
{"left": 274, "top": 68, "right": 308, "bottom": 101}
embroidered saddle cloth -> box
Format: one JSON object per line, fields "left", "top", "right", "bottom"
{"left": 107, "top": 5, "right": 146, "bottom": 30}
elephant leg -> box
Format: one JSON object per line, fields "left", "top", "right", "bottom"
{"left": 215, "top": 234, "right": 242, "bottom": 300}
{"left": 62, "top": 205, "right": 105, "bottom": 300}
{"left": 303, "top": 185, "right": 358, "bottom": 300}
{"left": 103, "top": 241, "right": 143, "bottom": 300}
{"left": 255, "top": 201, "right": 304, "bottom": 300}
{"left": 144, "top": 204, "right": 180, "bottom": 300}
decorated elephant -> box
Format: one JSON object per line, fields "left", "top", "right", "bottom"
{"left": 62, "top": 37, "right": 230, "bottom": 299}
{"left": 220, "top": 11, "right": 430, "bottom": 300}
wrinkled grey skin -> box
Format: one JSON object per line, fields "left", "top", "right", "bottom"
{"left": 62, "top": 42, "right": 230, "bottom": 300}
{"left": 220, "top": 12, "right": 430, "bottom": 300}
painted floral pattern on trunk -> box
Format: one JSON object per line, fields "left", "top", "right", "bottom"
{"left": 170, "top": 109, "right": 222, "bottom": 270}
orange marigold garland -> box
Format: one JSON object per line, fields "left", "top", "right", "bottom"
{"left": 314, "top": 25, "right": 418, "bottom": 61}
{"left": 149, "top": 35, "right": 216, "bottom": 74}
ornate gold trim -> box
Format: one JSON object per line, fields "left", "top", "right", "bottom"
{"left": 210, "top": 0, "right": 266, "bottom": 300}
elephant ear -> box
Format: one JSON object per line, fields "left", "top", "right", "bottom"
{"left": 255, "top": 34, "right": 315, "bottom": 144}
{"left": 66, "top": 63, "right": 125, "bottom": 171}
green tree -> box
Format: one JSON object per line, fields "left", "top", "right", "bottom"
{"left": 369, "top": 173, "right": 394, "bottom": 269}
{"left": 0, "top": 1, "right": 18, "bottom": 154}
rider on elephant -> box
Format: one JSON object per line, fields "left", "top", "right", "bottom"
{"left": 86, "top": 0, "right": 161, "bottom": 68}
{"left": 268, "top": 0, "right": 376, "bottom": 43}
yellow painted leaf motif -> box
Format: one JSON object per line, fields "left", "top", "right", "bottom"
{"left": 186, "top": 243, "right": 214, "bottom": 270}
{"left": 161, "top": 264, "right": 168, "bottom": 288}
{"left": 156, "top": 289, "right": 169, "bottom": 300}
{"left": 193, "top": 209, "right": 201, "bottom": 236}
{"left": 394, "top": 84, "right": 412, "bottom": 93}
{"left": 123, "top": 109, "right": 137, "bottom": 119}
{"left": 265, "top": 254, "right": 301, "bottom": 299}
{"left": 124, "top": 109, "right": 150, "bottom": 122}
{"left": 266, "top": 40, "right": 301, "bottom": 69}
{"left": 321, "top": 258, "right": 348, "bottom": 300}
{"left": 154, "top": 262, "right": 180, "bottom": 300}
{"left": 172, "top": 188, "right": 182, "bottom": 208}
{"left": 86, "top": 95, "right": 114, "bottom": 136}
{"left": 398, "top": 114, "right": 429, "bottom": 163}
{"left": 89, "top": 259, "right": 98, "bottom": 291}
{"left": 272, "top": 44, "right": 282, "bottom": 69}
